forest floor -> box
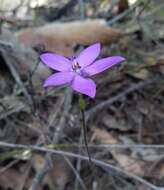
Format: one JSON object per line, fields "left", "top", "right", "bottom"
{"left": 0, "top": 0, "right": 164, "bottom": 190}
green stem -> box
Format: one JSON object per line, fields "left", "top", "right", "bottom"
{"left": 79, "top": 94, "right": 92, "bottom": 163}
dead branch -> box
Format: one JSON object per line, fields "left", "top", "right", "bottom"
{"left": 29, "top": 88, "right": 73, "bottom": 190}
{"left": 86, "top": 77, "right": 162, "bottom": 122}
{"left": 0, "top": 141, "right": 159, "bottom": 190}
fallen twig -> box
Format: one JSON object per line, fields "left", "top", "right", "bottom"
{"left": 0, "top": 47, "right": 33, "bottom": 105}
{"left": 29, "top": 88, "right": 73, "bottom": 190}
{"left": 0, "top": 141, "right": 160, "bottom": 190}
{"left": 0, "top": 104, "right": 25, "bottom": 120}
{"left": 86, "top": 77, "right": 162, "bottom": 122}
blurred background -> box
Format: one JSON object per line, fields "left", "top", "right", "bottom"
{"left": 0, "top": 0, "right": 164, "bottom": 189}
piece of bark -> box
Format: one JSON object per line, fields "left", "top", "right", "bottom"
{"left": 118, "top": 0, "right": 129, "bottom": 14}
{"left": 16, "top": 19, "right": 124, "bottom": 56}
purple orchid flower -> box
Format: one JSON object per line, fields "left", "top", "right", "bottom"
{"left": 40, "top": 43, "right": 125, "bottom": 98}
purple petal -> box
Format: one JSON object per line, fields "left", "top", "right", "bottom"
{"left": 43, "top": 72, "right": 74, "bottom": 87}
{"left": 83, "top": 56, "right": 125, "bottom": 76}
{"left": 77, "top": 43, "right": 101, "bottom": 68}
{"left": 40, "top": 53, "right": 71, "bottom": 71}
{"left": 71, "top": 75, "right": 96, "bottom": 98}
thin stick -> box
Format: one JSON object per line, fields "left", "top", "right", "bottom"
{"left": 74, "top": 127, "right": 84, "bottom": 190}
{"left": 0, "top": 141, "right": 159, "bottom": 190}
{"left": 86, "top": 77, "right": 162, "bottom": 122}
{"left": 65, "top": 156, "right": 87, "bottom": 190}
{"left": 0, "top": 48, "right": 32, "bottom": 105}
{"left": 29, "top": 88, "right": 73, "bottom": 190}
{"left": 2, "top": 142, "right": 164, "bottom": 149}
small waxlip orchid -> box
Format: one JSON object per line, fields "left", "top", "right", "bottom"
{"left": 40, "top": 43, "right": 125, "bottom": 98}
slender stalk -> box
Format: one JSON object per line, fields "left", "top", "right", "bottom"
{"left": 79, "top": 94, "right": 92, "bottom": 163}
{"left": 80, "top": 108, "right": 92, "bottom": 163}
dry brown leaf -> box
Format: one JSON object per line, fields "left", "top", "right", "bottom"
{"left": 93, "top": 128, "right": 118, "bottom": 144}
{"left": 102, "top": 114, "right": 133, "bottom": 131}
{"left": 132, "top": 69, "right": 150, "bottom": 80}
{"left": 16, "top": 19, "right": 124, "bottom": 56}
{"left": 92, "top": 128, "right": 163, "bottom": 177}
{"left": 0, "top": 167, "right": 23, "bottom": 189}
{"left": 0, "top": 166, "right": 36, "bottom": 190}
{"left": 32, "top": 154, "right": 72, "bottom": 190}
